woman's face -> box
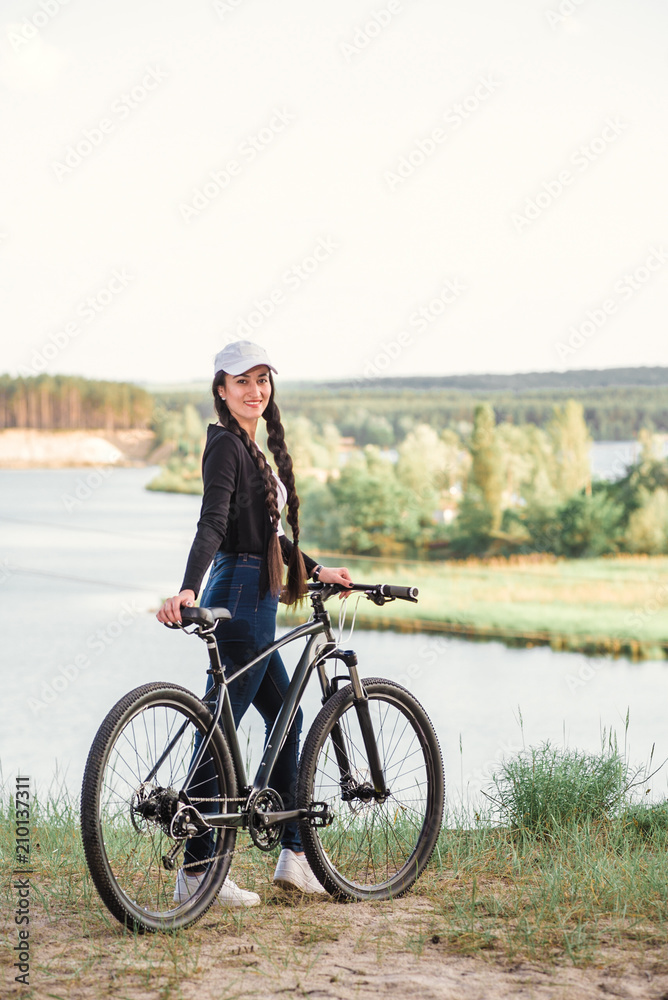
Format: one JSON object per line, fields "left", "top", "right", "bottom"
{"left": 220, "top": 365, "right": 272, "bottom": 431}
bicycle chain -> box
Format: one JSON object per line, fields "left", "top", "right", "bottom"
{"left": 170, "top": 796, "right": 244, "bottom": 871}
{"left": 174, "top": 794, "right": 272, "bottom": 869}
{"left": 179, "top": 796, "right": 247, "bottom": 803}
{"left": 181, "top": 850, "right": 235, "bottom": 870}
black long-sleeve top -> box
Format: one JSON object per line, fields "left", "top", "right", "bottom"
{"left": 180, "top": 424, "right": 317, "bottom": 598}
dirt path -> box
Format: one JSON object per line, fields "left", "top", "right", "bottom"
{"left": 5, "top": 892, "right": 668, "bottom": 1000}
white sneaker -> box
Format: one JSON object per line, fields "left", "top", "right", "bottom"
{"left": 273, "top": 849, "right": 327, "bottom": 894}
{"left": 173, "top": 868, "right": 260, "bottom": 908}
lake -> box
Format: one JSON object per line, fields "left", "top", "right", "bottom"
{"left": 1, "top": 464, "right": 666, "bottom": 812}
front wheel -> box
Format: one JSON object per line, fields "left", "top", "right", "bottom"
{"left": 297, "top": 678, "right": 444, "bottom": 901}
{"left": 81, "top": 683, "right": 237, "bottom": 931}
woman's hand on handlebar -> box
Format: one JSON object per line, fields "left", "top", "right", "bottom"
{"left": 156, "top": 590, "right": 196, "bottom": 625}
{"left": 317, "top": 566, "right": 353, "bottom": 599}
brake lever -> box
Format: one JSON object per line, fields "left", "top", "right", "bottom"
{"left": 366, "top": 592, "right": 394, "bottom": 607}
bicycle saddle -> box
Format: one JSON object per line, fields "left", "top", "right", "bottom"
{"left": 181, "top": 606, "right": 231, "bottom": 627}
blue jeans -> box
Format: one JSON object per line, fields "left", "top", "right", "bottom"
{"left": 183, "top": 552, "right": 303, "bottom": 866}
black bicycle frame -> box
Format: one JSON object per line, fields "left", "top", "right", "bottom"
{"left": 179, "top": 599, "right": 389, "bottom": 830}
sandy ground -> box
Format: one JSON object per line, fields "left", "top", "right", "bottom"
{"left": 4, "top": 889, "right": 668, "bottom": 1000}
{"left": 0, "top": 428, "right": 156, "bottom": 467}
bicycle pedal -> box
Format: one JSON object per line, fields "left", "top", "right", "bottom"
{"left": 307, "top": 802, "right": 333, "bottom": 827}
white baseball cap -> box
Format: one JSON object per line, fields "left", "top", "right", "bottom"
{"left": 214, "top": 340, "right": 278, "bottom": 377}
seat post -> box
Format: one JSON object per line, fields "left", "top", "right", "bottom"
{"left": 202, "top": 630, "right": 225, "bottom": 681}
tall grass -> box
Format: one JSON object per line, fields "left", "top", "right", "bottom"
{"left": 486, "top": 740, "right": 628, "bottom": 835}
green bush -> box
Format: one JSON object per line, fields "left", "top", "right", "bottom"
{"left": 554, "top": 491, "right": 624, "bottom": 557}
{"left": 146, "top": 455, "right": 203, "bottom": 494}
{"left": 488, "top": 742, "right": 628, "bottom": 835}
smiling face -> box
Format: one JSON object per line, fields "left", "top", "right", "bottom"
{"left": 219, "top": 365, "right": 272, "bottom": 438}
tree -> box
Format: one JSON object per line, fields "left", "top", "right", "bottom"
{"left": 556, "top": 492, "right": 623, "bottom": 557}
{"left": 0, "top": 375, "right": 153, "bottom": 430}
{"left": 322, "top": 422, "right": 341, "bottom": 471}
{"left": 468, "top": 403, "right": 504, "bottom": 531}
{"left": 328, "top": 447, "right": 421, "bottom": 555}
{"left": 624, "top": 488, "right": 668, "bottom": 554}
{"left": 294, "top": 476, "right": 340, "bottom": 550}
{"left": 283, "top": 415, "right": 316, "bottom": 475}
{"left": 359, "top": 413, "right": 395, "bottom": 447}
{"left": 606, "top": 434, "right": 668, "bottom": 528}
{"left": 638, "top": 427, "right": 663, "bottom": 465}
{"left": 496, "top": 424, "right": 536, "bottom": 507}
{"left": 548, "top": 400, "right": 591, "bottom": 498}
{"left": 283, "top": 416, "right": 342, "bottom": 475}
{"left": 396, "top": 424, "right": 451, "bottom": 509}
{"left": 440, "top": 428, "right": 470, "bottom": 491}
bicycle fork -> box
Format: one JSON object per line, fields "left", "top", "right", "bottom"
{"left": 323, "top": 650, "right": 389, "bottom": 802}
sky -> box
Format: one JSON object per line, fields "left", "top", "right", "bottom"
{"left": 1, "top": 0, "right": 667, "bottom": 386}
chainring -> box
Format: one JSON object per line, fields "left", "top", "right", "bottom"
{"left": 248, "top": 788, "right": 285, "bottom": 851}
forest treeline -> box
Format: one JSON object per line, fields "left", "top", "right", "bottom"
{"left": 3, "top": 368, "right": 668, "bottom": 440}
{"left": 155, "top": 368, "right": 668, "bottom": 443}
{"left": 0, "top": 375, "right": 153, "bottom": 430}
{"left": 323, "top": 366, "right": 668, "bottom": 391}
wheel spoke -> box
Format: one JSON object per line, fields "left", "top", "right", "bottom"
{"left": 298, "top": 682, "right": 443, "bottom": 898}
{"left": 81, "top": 685, "right": 237, "bottom": 931}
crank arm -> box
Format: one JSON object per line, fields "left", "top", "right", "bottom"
{"left": 252, "top": 803, "right": 333, "bottom": 828}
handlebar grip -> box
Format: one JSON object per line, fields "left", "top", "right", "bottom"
{"left": 379, "top": 585, "right": 419, "bottom": 601}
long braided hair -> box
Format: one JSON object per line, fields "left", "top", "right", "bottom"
{"left": 212, "top": 371, "right": 307, "bottom": 605}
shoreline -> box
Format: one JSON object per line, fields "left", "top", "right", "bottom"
{"left": 282, "top": 610, "right": 664, "bottom": 660}
{"left": 279, "top": 551, "right": 668, "bottom": 661}
{"left": 278, "top": 607, "right": 667, "bottom": 660}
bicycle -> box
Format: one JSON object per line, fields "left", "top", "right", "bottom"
{"left": 80, "top": 581, "right": 445, "bottom": 932}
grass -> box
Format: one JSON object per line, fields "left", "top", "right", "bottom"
{"left": 423, "top": 814, "right": 668, "bottom": 963}
{"left": 2, "top": 750, "right": 668, "bottom": 995}
{"left": 278, "top": 552, "right": 668, "bottom": 658}
{"left": 621, "top": 802, "right": 668, "bottom": 839}
{"left": 486, "top": 740, "right": 629, "bottom": 835}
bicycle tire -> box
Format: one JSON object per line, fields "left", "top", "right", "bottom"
{"left": 81, "top": 682, "right": 238, "bottom": 931}
{"left": 297, "top": 678, "right": 444, "bottom": 901}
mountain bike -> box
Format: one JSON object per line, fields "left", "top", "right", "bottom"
{"left": 80, "top": 582, "right": 445, "bottom": 931}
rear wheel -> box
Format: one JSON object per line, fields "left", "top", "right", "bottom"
{"left": 297, "top": 678, "right": 444, "bottom": 900}
{"left": 81, "top": 683, "right": 237, "bottom": 931}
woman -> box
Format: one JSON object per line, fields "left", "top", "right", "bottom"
{"left": 157, "top": 340, "right": 352, "bottom": 907}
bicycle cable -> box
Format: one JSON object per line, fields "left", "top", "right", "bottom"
{"left": 335, "top": 592, "right": 362, "bottom": 648}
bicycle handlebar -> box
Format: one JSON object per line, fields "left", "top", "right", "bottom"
{"left": 310, "top": 582, "right": 419, "bottom": 603}
{"left": 163, "top": 583, "right": 419, "bottom": 633}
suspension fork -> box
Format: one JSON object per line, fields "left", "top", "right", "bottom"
{"left": 312, "top": 595, "right": 387, "bottom": 800}
{"left": 349, "top": 659, "right": 389, "bottom": 799}
{"left": 324, "top": 650, "right": 388, "bottom": 800}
